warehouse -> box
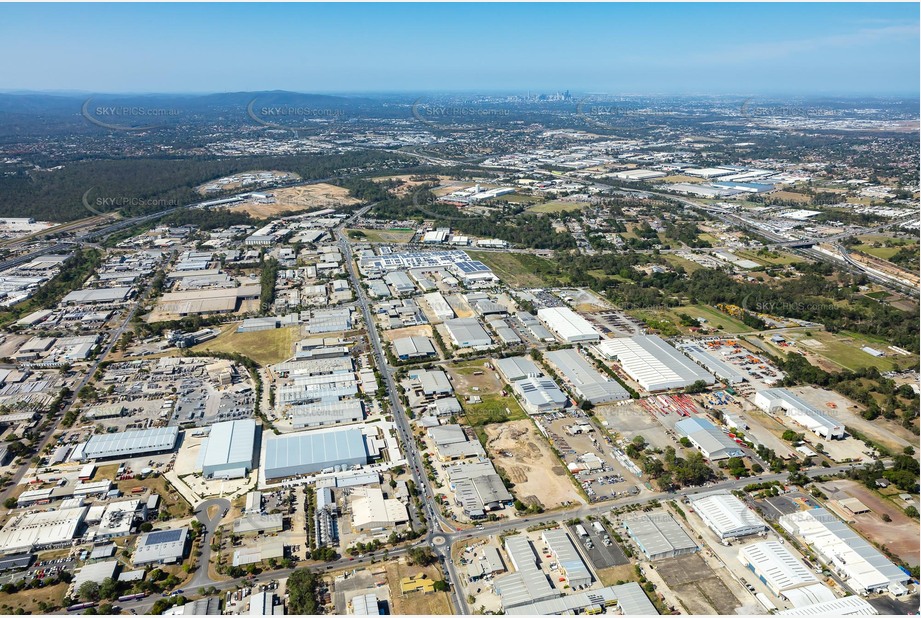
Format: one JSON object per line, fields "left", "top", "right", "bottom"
{"left": 383, "top": 271, "right": 416, "bottom": 296}
{"left": 132, "top": 528, "right": 189, "bottom": 566}
{"left": 61, "top": 287, "right": 133, "bottom": 305}
{"left": 443, "top": 318, "right": 493, "bottom": 348}
{"left": 392, "top": 336, "right": 436, "bottom": 360}
{"left": 516, "top": 311, "right": 555, "bottom": 342}
{"left": 753, "top": 389, "right": 845, "bottom": 439}
{"left": 423, "top": 292, "right": 455, "bottom": 320}
{"left": 495, "top": 356, "right": 542, "bottom": 383}
{"left": 776, "top": 596, "right": 879, "bottom": 616}
{"left": 545, "top": 348, "right": 630, "bottom": 404}
{"left": 537, "top": 307, "right": 600, "bottom": 343}
{"left": 233, "top": 513, "right": 284, "bottom": 535}
{"left": 689, "top": 492, "right": 766, "bottom": 539}
{"left": 409, "top": 368, "right": 453, "bottom": 396}
{"left": 679, "top": 343, "right": 747, "bottom": 384}
{"left": 278, "top": 372, "right": 358, "bottom": 405}
{"left": 0, "top": 506, "right": 88, "bottom": 554}
{"left": 495, "top": 535, "right": 559, "bottom": 609}
{"left": 199, "top": 419, "right": 257, "bottom": 479}
{"left": 779, "top": 507, "right": 910, "bottom": 595}
{"left": 597, "top": 335, "right": 715, "bottom": 392}
{"left": 155, "top": 285, "right": 260, "bottom": 316}
{"left": 504, "top": 582, "right": 658, "bottom": 616}
{"left": 349, "top": 486, "right": 409, "bottom": 533}
{"left": 428, "top": 424, "right": 486, "bottom": 461}
{"left": 623, "top": 512, "right": 699, "bottom": 560}
{"left": 541, "top": 529, "right": 593, "bottom": 589}
{"left": 80, "top": 426, "right": 179, "bottom": 461}
{"left": 263, "top": 428, "right": 368, "bottom": 479}
{"left": 512, "top": 377, "right": 569, "bottom": 415}
{"left": 289, "top": 400, "right": 365, "bottom": 429}
{"left": 447, "top": 461, "right": 513, "bottom": 517}
{"left": 675, "top": 416, "right": 744, "bottom": 460}
{"left": 738, "top": 541, "right": 836, "bottom": 607}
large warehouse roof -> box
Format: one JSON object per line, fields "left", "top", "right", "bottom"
{"left": 690, "top": 492, "right": 766, "bottom": 539}
{"left": 675, "top": 416, "right": 744, "bottom": 460}
{"left": 779, "top": 507, "right": 909, "bottom": 593}
{"left": 624, "top": 512, "right": 698, "bottom": 559}
{"left": 596, "top": 335, "right": 715, "bottom": 392}
{"left": 777, "top": 596, "right": 879, "bottom": 616}
{"left": 82, "top": 426, "right": 179, "bottom": 460}
{"left": 537, "top": 307, "right": 600, "bottom": 343}
{"left": 444, "top": 318, "right": 492, "bottom": 348}
{"left": 545, "top": 348, "right": 630, "bottom": 404}
{"left": 738, "top": 541, "right": 826, "bottom": 595}
{"left": 200, "top": 419, "right": 256, "bottom": 477}
{"left": 61, "top": 287, "right": 132, "bottom": 305}
{"left": 263, "top": 428, "right": 367, "bottom": 479}
{"left": 133, "top": 528, "right": 189, "bottom": 565}
{"left": 754, "top": 389, "right": 844, "bottom": 439}
{"left": 495, "top": 356, "right": 542, "bottom": 383}
{"left": 505, "top": 582, "right": 657, "bottom": 616}
{"left": 0, "top": 506, "right": 88, "bottom": 553}
{"left": 679, "top": 343, "right": 747, "bottom": 384}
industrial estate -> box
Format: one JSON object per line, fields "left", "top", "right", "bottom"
{"left": 0, "top": 9, "right": 917, "bottom": 617}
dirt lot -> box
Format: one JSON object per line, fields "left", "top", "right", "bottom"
{"left": 372, "top": 174, "right": 455, "bottom": 197}
{"left": 655, "top": 553, "right": 742, "bottom": 615}
{"left": 230, "top": 183, "right": 360, "bottom": 218}
{"left": 819, "top": 479, "right": 920, "bottom": 566}
{"left": 0, "top": 582, "right": 68, "bottom": 613}
{"left": 382, "top": 324, "right": 434, "bottom": 343}
{"left": 483, "top": 420, "right": 583, "bottom": 510}
{"left": 384, "top": 559, "right": 453, "bottom": 615}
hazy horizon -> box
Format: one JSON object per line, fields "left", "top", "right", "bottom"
{"left": 0, "top": 3, "right": 918, "bottom": 96}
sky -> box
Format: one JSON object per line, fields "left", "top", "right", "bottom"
{"left": 0, "top": 3, "right": 918, "bottom": 96}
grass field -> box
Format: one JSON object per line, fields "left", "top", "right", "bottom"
{"left": 626, "top": 304, "right": 751, "bottom": 336}
{"left": 734, "top": 248, "right": 803, "bottom": 266}
{"left": 0, "top": 582, "right": 68, "bottom": 614}
{"left": 681, "top": 304, "right": 751, "bottom": 333}
{"left": 661, "top": 254, "right": 705, "bottom": 273}
{"left": 779, "top": 331, "right": 918, "bottom": 372}
{"left": 463, "top": 393, "right": 528, "bottom": 426}
{"left": 854, "top": 244, "right": 902, "bottom": 260}
{"left": 191, "top": 323, "right": 300, "bottom": 366}
{"left": 347, "top": 228, "right": 415, "bottom": 243}
{"left": 466, "top": 251, "right": 556, "bottom": 288}
{"left": 771, "top": 190, "right": 813, "bottom": 203}
{"left": 447, "top": 359, "right": 528, "bottom": 426}
{"left": 528, "top": 201, "right": 586, "bottom": 213}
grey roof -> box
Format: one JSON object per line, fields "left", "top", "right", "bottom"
{"left": 675, "top": 416, "right": 743, "bottom": 460}
{"left": 542, "top": 529, "right": 592, "bottom": 586}
{"left": 680, "top": 344, "right": 747, "bottom": 384}
{"left": 545, "top": 348, "right": 630, "bottom": 404}
{"left": 513, "top": 377, "right": 569, "bottom": 413}
{"left": 289, "top": 400, "right": 365, "bottom": 428}
{"left": 264, "top": 428, "right": 367, "bottom": 479}
{"left": 444, "top": 318, "right": 492, "bottom": 348}
{"left": 624, "top": 512, "right": 699, "bottom": 559}
{"left": 597, "top": 335, "right": 715, "bottom": 391}
{"left": 756, "top": 388, "right": 844, "bottom": 434}
{"left": 393, "top": 336, "right": 436, "bottom": 358}
{"left": 411, "top": 369, "right": 452, "bottom": 395}
{"left": 201, "top": 419, "right": 256, "bottom": 474}
{"left": 133, "top": 528, "right": 188, "bottom": 565}
{"left": 83, "top": 426, "right": 179, "bottom": 460}
{"left": 61, "top": 287, "right": 132, "bottom": 304}
{"left": 496, "top": 535, "right": 558, "bottom": 608}
{"left": 495, "top": 356, "right": 543, "bottom": 382}
{"left": 505, "top": 582, "right": 657, "bottom": 616}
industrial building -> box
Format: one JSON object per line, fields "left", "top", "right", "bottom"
{"left": 545, "top": 348, "right": 630, "bottom": 404}
{"left": 776, "top": 596, "right": 879, "bottom": 616}
{"left": 61, "top": 287, "right": 133, "bottom": 305}
{"left": 504, "top": 582, "right": 658, "bottom": 616}
{"left": 409, "top": 368, "right": 453, "bottom": 397}
{"left": 443, "top": 318, "right": 493, "bottom": 348}
{"left": 349, "top": 486, "right": 409, "bottom": 533}
{"left": 350, "top": 592, "right": 380, "bottom": 615}
{"left": 263, "top": 428, "right": 368, "bottom": 479}
{"left": 392, "top": 336, "right": 436, "bottom": 360}
{"left": 679, "top": 343, "right": 748, "bottom": 384}
{"left": 753, "top": 389, "right": 845, "bottom": 439}
{"left": 466, "top": 546, "right": 506, "bottom": 581}
{"left": 80, "top": 426, "right": 180, "bottom": 461}
{"left": 233, "top": 513, "right": 284, "bottom": 535}
{"left": 447, "top": 461, "right": 513, "bottom": 518}
{"left": 422, "top": 292, "right": 455, "bottom": 320}
{"left": 0, "top": 506, "right": 88, "bottom": 554}
{"left": 428, "top": 424, "right": 486, "bottom": 461}
{"left": 675, "top": 416, "right": 744, "bottom": 460}
{"left": 288, "top": 400, "right": 365, "bottom": 429}
{"left": 597, "top": 335, "right": 716, "bottom": 392}
{"left": 132, "top": 528, "right": 189, "bottom": 566}
{"left": 779, "top": 507, "right": 910, "bottom": 595}
{"left": 623, "top": 512, "right": 699, "bottom": 560}
{"left": 738, "top": 541, "right": 836, "bottom": 607}
{"left": 541, "top": 529, "right": 593, "bottom": 589}
{"left": 383, "top": 271, "right": 416, "bottom": 296}
{"left": 689, "top": 492, "right": 767, "bottom": 539}
{"left": 494, "top": 535, "right": 559, "bottom": 609}
{"left": 516, "top": 311, "right": 555, "bottom": 342}
{"left": 198, "top": 419, "right": 256, "bottom": 479}
{"left": 512, "top": 377, "right": 569, "bottom": 415}
{"left": 495, "top": 356, "right": 543, "bottom": 383}
{"left": 537, "top": 307, "right": 600, "bottom": 343}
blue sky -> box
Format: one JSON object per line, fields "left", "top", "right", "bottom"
{"left": 0, "top": 3, "right": 917, "bottom": 95}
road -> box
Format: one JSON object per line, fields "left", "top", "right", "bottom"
{"left": 188, "top": 498, "right": 231, "bottom": 591}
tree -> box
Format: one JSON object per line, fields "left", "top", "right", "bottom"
{"left": 78, "top": 581, "right": 100, "bottom": 602}
{"left": 905, "top": 506, "right": 919, "bottom": 519}
{"left": 99, "top": 577, "right": 119, "bottom": 600}
{"left": 433, "top": 580, "right": 450, "bottom": 592}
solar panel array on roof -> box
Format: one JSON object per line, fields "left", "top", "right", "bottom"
{"left": 142, "top": 529, "right": 184, "bottom": 545}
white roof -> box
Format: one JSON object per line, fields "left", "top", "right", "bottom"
{"left": 777, "top": 596, "right": 879, "bottom": 615}
{"left": 690, "top": 492, "right": 766, "bottom": 538}
{"left": 201, "top": 419, "right": 256, "bottom": 472}
{"left": 738, "top": 540, "right": 823, "bottom": 592}
{"left": 597, "top": 335, "right": 714, "bottom": 391}
{"left": 537, "top": 307, "right": 600, "bottom": 342}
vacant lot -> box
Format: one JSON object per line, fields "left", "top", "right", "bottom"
{"left": 528, "top": 201, "right": 586, "bottom": 214}
{"left": 191, "top": 323, "right": 301, "bottom": 366}
{"left": 484, "top": 420, "right": 583, "bottom": 510}
{"left": 0, "top": 582, "right": 68, "bottom": 614}
{"left": 777, "top": 330, "right": 917, "bottom": 373}
{"left": 466, "top": 251, "right": 556, "bottom": 288}
{"left": 348, "top": 228, "right": 415, "bottom": 243}
{"left": 656, "top": 553, "right": 741, "bottom": 615}
{"left": 446, "top": 360, "right": 526, "bottom": 425}
{"left": 384, "top": 559, "right": 453, "bottom": 615}
{"left": 230, "top": 183, "right": 359, "bottom": 218}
